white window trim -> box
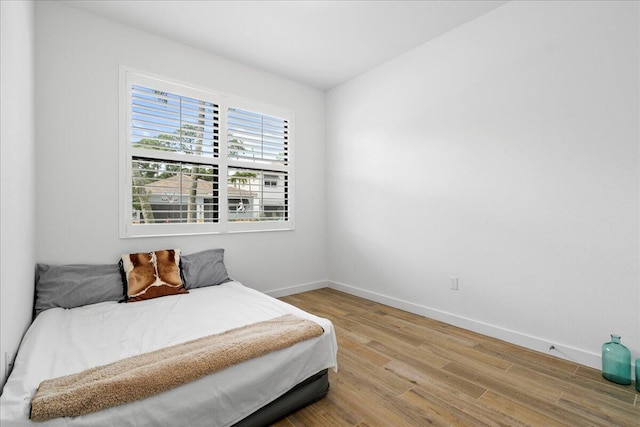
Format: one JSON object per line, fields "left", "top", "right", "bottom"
{"left": 119, "top": 66, "right": 295, "bottom": 238}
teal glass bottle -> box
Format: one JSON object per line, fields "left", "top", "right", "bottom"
{"left": 635, "top": 358, "right": 640, "bottom": 392}
{"left": 601, "top": 335, "right": 631, "bottom": 385}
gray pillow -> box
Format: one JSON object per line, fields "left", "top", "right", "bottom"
{"left": 35, "top": 264, "right": 123, "bottom": 315}
{"left": 180, "top": 249, "right": 230, "bottom": 290}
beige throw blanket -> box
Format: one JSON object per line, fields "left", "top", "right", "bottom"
{"left": 30, "top": 314, "right": 324, "bottom": 421}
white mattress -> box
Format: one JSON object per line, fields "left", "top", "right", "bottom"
{"left": 0, "top": 281, "right": 338, "bottom": 426}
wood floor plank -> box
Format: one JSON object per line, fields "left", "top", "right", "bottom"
{"left": 311, "top": 386, "right": 363, "bottom": 427}
{"left": 473, "top": 340, "right": 579, "bottom": 375}
{"left": 442, "top": 361, "right": 602, "bottom": 426}
{"left": 556, "top": 391, "right": 640, "bottom": 427}
{"left": 477, "top": 391, "right": 566, "bottom": 427}
{"left": 418, "top": 339, "right": 514, "bottom": 372}
{"left": 366, "top": 338, "right": 450, "bottom": 372}
{"left": 277, "top": 289, "right": 639, "bottom": 426}
{"left": 398, "top": 388, "right": 493, "bottom": 427}
{"left": 337, "top": 333, "right": 390, "bottom": 367}
{"left": 284, "top": 397, "right": 352, "bottom": 427}
{"left": 345, "top": 312, "right": 427, "bottom": 347}
{"left": 573, "top": 364, "right": 639, "bottom": 404}
{"left": 333, "top": 323, "right": 373, "bottom": 345}
{"left": 404, "top": 383, "right": 530, "bottom": 427}
{"left": 509, "top": 364, "right": 638, "bottom": 408}
{"left": 364, "top": 310, "right": 480, "bottom": 349}
{"left": 383, "top": 358, "right": 488, "bottom": 400}
{"left": 329, "top": 371, "right": 421, "bottom": 427}
{"left": 338, "top": 344, "right": 414, "bottom": 396}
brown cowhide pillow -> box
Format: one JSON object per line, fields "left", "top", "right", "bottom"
{"left": 121, "top": 249, "right": 188, "bottom": 302}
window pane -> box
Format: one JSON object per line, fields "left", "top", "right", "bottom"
{"left": 227, "top": 108, "right": 288, "bottom": 165}
{"left": 228, "top": 168, "right": 287, "bottom": 222}
{"left": 132, "top": 158, "right": 218, "bottom": 224}
{"left": 131, "top": 85, "right": 219, "bottom": 157}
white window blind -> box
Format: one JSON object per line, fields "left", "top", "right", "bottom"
{"left": 226, "top": 107, "right": 290, "bottom": 224}
{"left": 227, "top": 108, "right": 288, "bottom": 165}
{"left": 120, "top": 68, "right": 294, "bottom": 237}
{"left": 227, "top": 168, "right": 288, "bottom": 222}
{"left": 131, "top": 85, "right": 219, "bottom": 157}
{"left": 131, "top": 159, "right": 218, "bottom": 225}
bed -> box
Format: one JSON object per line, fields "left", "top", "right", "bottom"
{"left": 0, "top": 249, "right": 338, "bottom": 426}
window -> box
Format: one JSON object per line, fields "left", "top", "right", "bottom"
{"left": 264, "top": 174, "right": 279, "bottom": 187}
{"left": 228, "top": 169, "right": 288, "bottom": 222}
{"left": 120, "top": 68, "right": 294, "bottom": 237}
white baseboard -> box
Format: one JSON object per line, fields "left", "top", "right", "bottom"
{"left": 265, "top": 280, "right": 328, "bottom": 298}
{"left": 328, "top": 280, "right": 602, "bottom": 370}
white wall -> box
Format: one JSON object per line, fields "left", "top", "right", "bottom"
{"left": 0, "top": 0, "right": 36, "bottom": 387}
{"left": 327, "top": 0, "right": 640, "bottom": 368}
{"left": 34, "top": 1, "right": 326, "bottom": 294}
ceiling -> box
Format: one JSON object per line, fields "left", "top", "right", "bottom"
{"left": 62, "top": 0, "right": 508, "bottom": 90}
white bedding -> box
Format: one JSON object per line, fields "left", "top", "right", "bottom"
{"left": 0, "top": 281, "right": 338, "bottom": 427}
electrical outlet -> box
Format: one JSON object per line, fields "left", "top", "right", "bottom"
{"left": 450, "top": 277, "right": 459, "bottom": 291}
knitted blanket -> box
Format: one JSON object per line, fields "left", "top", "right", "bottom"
{"left": 30, "top": 314, "right": 324, "bottom": 421}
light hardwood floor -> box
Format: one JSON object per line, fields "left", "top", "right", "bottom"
{"left": 275, "top": 288, "right": 639, "bottom": 426}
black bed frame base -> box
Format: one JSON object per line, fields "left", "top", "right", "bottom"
{"left": 233, "top": 369, "right": 329, "bottom": 427}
